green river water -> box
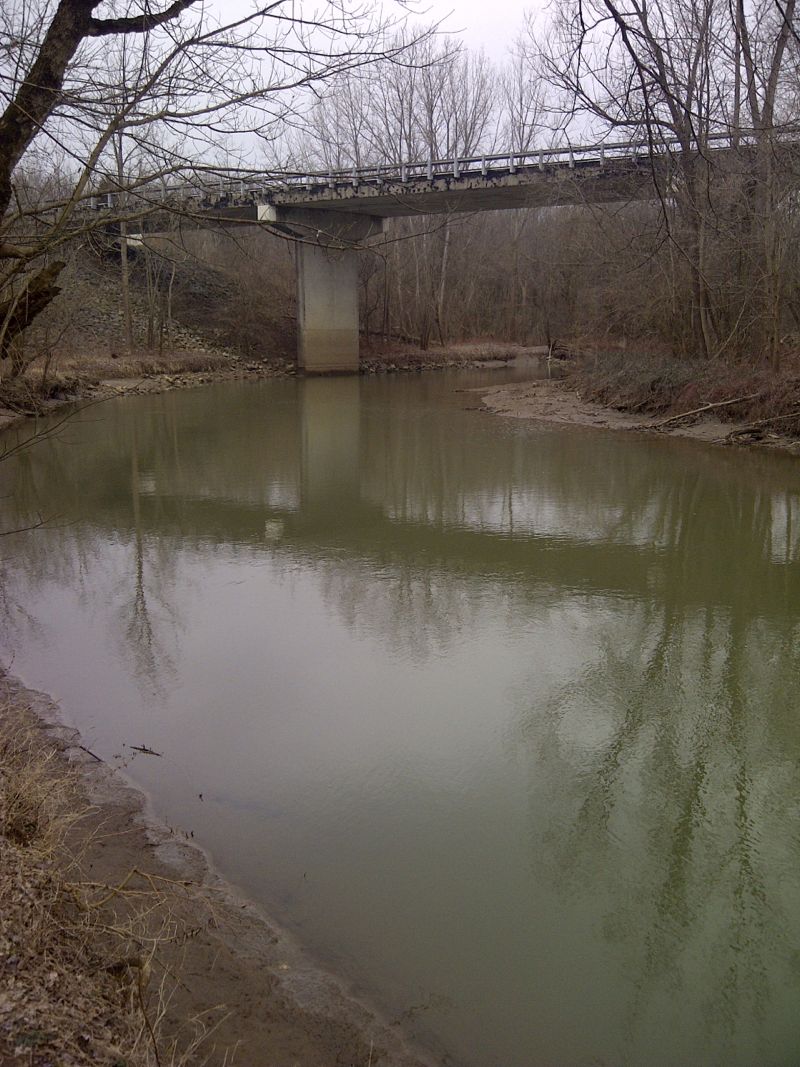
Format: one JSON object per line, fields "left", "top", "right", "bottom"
{"left": 1, "top": 370, "right": 800, "bottom": 1066}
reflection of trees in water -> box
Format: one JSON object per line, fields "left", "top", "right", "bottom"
{"left": 3, "top": 381, "right": 800, "bottom": 687}
{"left": 0, "top": 406, "right": 188, "bottom": 695}
{"left": 0, "top": 572, "right": 44, "bottom": 650}
{"left": 362, "top": 400, "right": 800, "bottom": 564}
{"left": 318, "top": 561, "right": 469, "bottom": 661}
{"left": 314, "top": 557, "right": 563, "bottom": 663}
{"left": 113, "top": 425, "right": 181, "bottom": 695}
{"left": 511, "top": 577, "right": 800, "bottom": 1059}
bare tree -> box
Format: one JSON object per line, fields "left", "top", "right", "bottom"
{"left": 0, "top": 0, "right": 421, "bottom": 377}
{"left": 532, "top": 0, "right": 800, "bottom": 362}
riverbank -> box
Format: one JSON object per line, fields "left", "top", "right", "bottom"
{"left": 0, "top": 341, "right": 540, "bottom": 435}
{"left": 0, "top": 350, "right": 292, "bottom": 434}
{"left": 480, "top": 377, "right": 800, "bottom": 453}
{"left": 0, "top": 673, "right": 435, "bottom": 1067}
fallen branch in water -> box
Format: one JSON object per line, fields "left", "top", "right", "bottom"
{"left": 641, "top": 392, "right": 762, "bottom": 429}
{"left": 127, "top": 744, "right": 163, "bottom": 757}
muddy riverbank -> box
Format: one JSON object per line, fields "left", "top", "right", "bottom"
{"left": 0, "top": 672, "right": 436, "bottom": 1067}
{"left": 0, "top": 341, "right": 538, "bottom": 436}
{"left": 480, "top": 377, "right": 800, "bottom": 454}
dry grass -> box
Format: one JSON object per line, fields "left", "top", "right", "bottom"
{"left": 0, "top": 697, "right": 225, "bottom": 1067}
{"left": 359, "top": 337, "right": 545, "bottom": 372}
{"left": 428, "top": 341, "right": 547, "bottom": 361}
{"left": 49, "top": 347, "right": 232, "bottom": 381}
{"left": 574, "top": 348, "right": 800, "bottom": 436}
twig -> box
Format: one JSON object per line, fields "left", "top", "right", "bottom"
{"left": 726, "top": 409, "right": 800, "bottom": 439}
{"left": 136, "top": 957, "right": 162, "bottom": 1067}
{"left": 77, "top": 743, "right": 104, "bottom": 762}
{"left": 642, "top": 391, "right": 761, "bottom": 429}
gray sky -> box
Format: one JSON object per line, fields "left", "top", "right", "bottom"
{"left": 421, "top": 0, "right": 532, "bottom": 58}
{"left": 213, "top": 1, "right": 536, "bottom": 63}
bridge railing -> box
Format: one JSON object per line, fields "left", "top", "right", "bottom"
{"left": 81, "top": 127, "right": 800, "bottom": 211}
{"left": 276, "top": 127, "right": 800, "bottom": 191}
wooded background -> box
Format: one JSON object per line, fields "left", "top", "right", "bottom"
{"left": 3, "top": 0, "right": 800, "bottom": 379}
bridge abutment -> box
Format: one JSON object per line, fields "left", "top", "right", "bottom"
{"left": 259, "top": 206, "right": 383, "bottom": 374}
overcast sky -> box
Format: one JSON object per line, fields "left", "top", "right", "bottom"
{"left": 212, "top": 2, "right": 538, "bottom": 63}
{"left": 419, "top": 0, "right": 534, "bottom": 58}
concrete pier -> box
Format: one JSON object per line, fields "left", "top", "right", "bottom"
{"left": 259, "top": 206, "right": 382, "bottom": 374}
{"left": 296, "top": 243, "right": 360, "bottom": 373}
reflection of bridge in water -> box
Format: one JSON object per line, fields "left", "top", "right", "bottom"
{"left": 180, "top": 380, "right": 800, "bottom": 612}
{"left": 17, "top": 376, "right": 799, "bottom": 621}
{"left": 5, "top": 375, "right": 800, "bottom": 1065}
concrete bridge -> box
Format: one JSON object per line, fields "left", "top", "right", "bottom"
{"left": 255, "top": 138, "right": 675, "bottom": 372}
{"left": 103, "top": 133, "right": 763, "bottom": 372}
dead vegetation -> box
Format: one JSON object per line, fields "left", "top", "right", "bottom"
{"left": 0, "top": 690, "right": 226, "bottom": 1067}
{"left": 573, "top": 348, "right": 800, "bottom": 441}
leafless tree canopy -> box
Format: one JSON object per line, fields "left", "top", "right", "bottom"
{"left": 0, "top": 0, "right": 425, "bottom": 369}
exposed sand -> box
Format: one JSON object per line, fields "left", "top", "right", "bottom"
{"left": 1, "top": 674, "right": 436, "bottom": 1067}
{"left": 479, "top": 377, "right": 800, "bottom": 453}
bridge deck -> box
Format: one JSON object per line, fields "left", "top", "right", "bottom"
{"left": 269, "top": 155, "right": 661, "bottom": 217}
{"left": 90, "top": 134, "right": 774, "bottom": 221}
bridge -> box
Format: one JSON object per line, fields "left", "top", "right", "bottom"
{"left": 254, "top": 139, "right": 673, "bottom": 372}
{"left": 101, "top": 134, "right": 763, "bottom": 372}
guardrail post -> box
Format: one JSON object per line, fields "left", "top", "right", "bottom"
{"left": 481, "top": 155, "right": 487, "bottom": 176}
{"left": 510, "top": 155, "right": 517, "bottom": 174}
{"left": 538, "top": 152, "right": 544, "bottom": 171}
{"left": 427, "top": 158, "right": 433, "bottom": 180}
{"left": 453, "top": 157, "right": 460, "bottom": 178}
{"left": 569, "top": 148, "right": 575, "bottom": 168}
{"left": 599, "top": 148, "right": 605, "bottom": 168}
{"left": 401, "top": 163, "right": 407, "bottom": 183}
{"left": 327, "top": 175, "right": 335, "bottom": 189}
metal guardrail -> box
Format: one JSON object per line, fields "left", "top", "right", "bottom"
{"left": 83, "top": 128, "right": 800, "bottom": 211}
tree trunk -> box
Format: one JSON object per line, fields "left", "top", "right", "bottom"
{"left": 119, "top": 221, "right": 133, "bottom": 349}
{"left": 436, "top": 219, "right": 450, "bottom": 345}
{"left": 0, "top": 261, "right": 66, "bottom": 375}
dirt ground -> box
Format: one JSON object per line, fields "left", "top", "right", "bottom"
{"left": 479, "top": 377, "right": 800, "bottom": 454}
{"left": 0, "top": 675, "right": 435, "bottom": 1067}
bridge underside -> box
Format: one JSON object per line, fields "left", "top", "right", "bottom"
{"left": 269, "top": 156, "right": 663, "bottom": 219}
{"left": 255, "top": 158, "right": 663, "bottom": 374}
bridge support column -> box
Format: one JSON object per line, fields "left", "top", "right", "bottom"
{"left": 296, "top": 243, "right": 359, "bottom": 373}
{"left": 258, "top": 206, "right": 383, "bottom": 374}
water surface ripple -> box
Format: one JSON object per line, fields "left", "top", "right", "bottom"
{"left": 2, "top": 372, "right": 800, "bottom": 1066}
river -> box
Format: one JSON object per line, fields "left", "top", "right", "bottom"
{"left": 2, "top": 369, "right": 800, "bottom": 1066}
